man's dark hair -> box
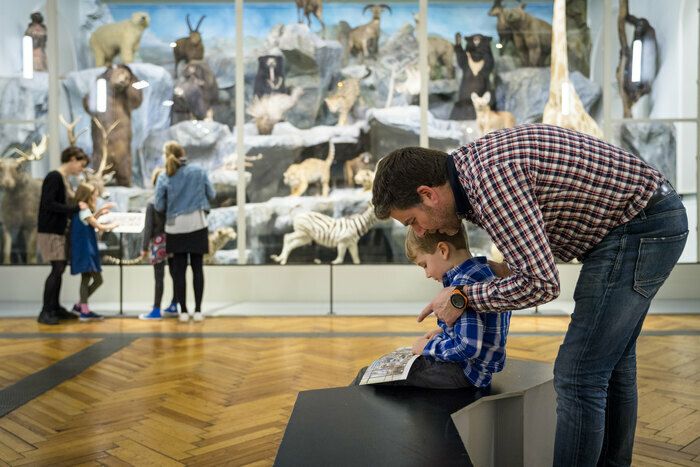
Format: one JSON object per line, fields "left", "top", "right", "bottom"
{"left": 61, "top": 146, "right": 90, "bottom": 164}
{"left": 372, "top": 147, "right": 449, "bottom": 219}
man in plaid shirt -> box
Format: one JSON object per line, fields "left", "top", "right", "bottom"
{"left": 372, "top": 124, "right": 688, "bottom": 466}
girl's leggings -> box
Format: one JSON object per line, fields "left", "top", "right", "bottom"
{"left": 80, "top": 272, "right": 103, "bottom": 304}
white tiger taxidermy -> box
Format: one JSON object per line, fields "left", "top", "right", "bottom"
{"left": 283, "top": 141, "right": 335, "bottom": 197}
{"left": 325, "top": 78, "right": 361, "bottom": 126}
{"left": 270, "top": 203, "right": 378, "bottom": 265}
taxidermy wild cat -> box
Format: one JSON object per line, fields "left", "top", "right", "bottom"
{"left": 283, "top": 141, "right": 335, "bottom": 197}
{"left": 325, "top": 78, "right": 361, "bottom": 125}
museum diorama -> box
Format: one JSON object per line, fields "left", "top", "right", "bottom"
{"left": 0, "top": 0, "right": 696, "bottom": 268}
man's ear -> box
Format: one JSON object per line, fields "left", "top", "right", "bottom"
{"left": 416, "top": 185, "right": 439, "bottom": 207}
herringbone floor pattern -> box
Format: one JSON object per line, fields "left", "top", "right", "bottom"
{"left": 0, "top": 315, "right": 697, "bottom": 466}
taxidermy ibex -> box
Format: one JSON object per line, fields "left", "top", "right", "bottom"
{"left": 295, "top": 0, "right": 325, "bottom": 31}
{"left": 344, "top": 4, "right": 392, "bottom": 58}
{"left": 173, "top": 14, "right": 206, "bottom": 78}
{"left": 0, "top": 136, "right": 47, "bottom": 264}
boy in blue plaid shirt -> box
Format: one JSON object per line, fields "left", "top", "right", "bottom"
{"left": 353, "top": 226, "right": 511, "bottom": 388}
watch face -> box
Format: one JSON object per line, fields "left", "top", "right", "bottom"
{"left": 450, "top": 292, "right": 466, "bottom": 309}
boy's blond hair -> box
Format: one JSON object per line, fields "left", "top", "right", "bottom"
{"left": 405, "top": 225, "right": 469, "bottom": 262}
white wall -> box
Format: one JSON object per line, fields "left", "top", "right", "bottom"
{"left": 1, "top": 263, "right": 699, "bottom": 316}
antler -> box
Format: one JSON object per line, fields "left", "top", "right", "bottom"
{"left": 59, "top": 114, "right": 87, "bottom": 147}
{"left": 195, "top": 15, "right": 206, "bottom": 32}
{"left": 91, "top": 117, "right": 119, "bottom": 179}
{"left": 8, "top": 135, "right": 48, "bottom": 163}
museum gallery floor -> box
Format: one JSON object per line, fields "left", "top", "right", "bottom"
{"left": 0, "top": 314, "right": 697, "bottom": 465}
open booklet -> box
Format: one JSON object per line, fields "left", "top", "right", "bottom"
{"left": 359, "top": 347, "right": 419, "bottom": 385}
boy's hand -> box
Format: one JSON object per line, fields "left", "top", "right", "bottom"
{"left": 488, "top": 260, "right": 511, "bottom": 278}
{"left": 412, "top": 337, "right": 429, "bottom": 355}
{"left": 418, "top": 287, "right": 464, "bottom": 326}
{"left": 423, "top": 328, "right": 442, "bottom": 339}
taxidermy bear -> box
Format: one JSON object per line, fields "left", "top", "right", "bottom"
{"left": 450, "top": 33, "right": 494, "bottom": 120}
{"left": 254, "top": 55, "right": 288, "bottom": 98}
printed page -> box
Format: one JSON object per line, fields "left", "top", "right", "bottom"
{"left": 359, "top": 347, "right": 419, "bottom": 385}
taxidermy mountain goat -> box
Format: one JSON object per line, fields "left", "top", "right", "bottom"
{"left": 173, "top": 14, "right": 206, "bottom": 78}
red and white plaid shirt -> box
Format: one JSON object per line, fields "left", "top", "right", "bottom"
{"left": 451, "top": 124, "right": 665, "bottom": 311}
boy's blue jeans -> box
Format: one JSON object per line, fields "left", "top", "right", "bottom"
{"left": 553, "top": 193, "right": 688, "bottom": 466}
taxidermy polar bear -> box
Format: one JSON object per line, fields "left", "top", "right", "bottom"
{"left": 89, "top": 12, "right": 150, "bottom": 66}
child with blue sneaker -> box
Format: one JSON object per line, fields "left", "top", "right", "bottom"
{"left": 139, "top": 168, "right": 178, "bottom": 320}
{"left": 71, "top": 182, "right": 117, "bottom": 321}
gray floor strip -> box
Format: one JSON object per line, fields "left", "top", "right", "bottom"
{"left": 0, "top": 336, "right": 135, "bottom": 418}
{"left": 0, "top": 330, "right": 697, "bottom": 340}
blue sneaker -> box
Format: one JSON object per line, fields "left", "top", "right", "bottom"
{"left": 139, "top": 307, "right": 162, "bottom": 320}
{"left": 162, "top": 302, "right": 179, "bottom": 318}
{"left": 79, "top": 311, "right": 104, "bottom": 322}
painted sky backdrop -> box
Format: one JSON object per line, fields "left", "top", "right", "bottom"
{"left": 109, "top": 2, "right": 553, "bottom": 43}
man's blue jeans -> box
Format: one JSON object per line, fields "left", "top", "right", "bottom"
{"left": 553, "top": 193, "right": 688, "bottom": 467}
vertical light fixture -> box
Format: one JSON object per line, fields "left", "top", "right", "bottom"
{"left": 561, "top": 81, "right": 571, "bottom": 116}
{"left": 22, "top": 35, "right": 33, "bottom": 79}
{"left": 96, "top": 78, "right": 107, "bottom": 112}
{"left": 631, "top": 39, "right": 643, "bottom": 83}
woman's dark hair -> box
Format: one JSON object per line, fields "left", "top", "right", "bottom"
{"left": 61, "top": 146, "right": 90, "bottom": 165}
{"left": 371, "top": 147, "right": 449, "bottom": 219}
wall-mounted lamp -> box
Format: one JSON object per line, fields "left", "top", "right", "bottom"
{"left": 22, "top": 36, "right": 33, "bottom": 79}
{"left": 631, "top": 39, "right": 642, "bottom": 83}
{"left": 561, "top": 81, "right": 571, "bottom": 116}
{"left": 96, "top": 78, "right": 107, "bottom": 112}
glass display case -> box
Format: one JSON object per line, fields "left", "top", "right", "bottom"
{"left": 0, "top": 0, "right": 698, "bottom": 314}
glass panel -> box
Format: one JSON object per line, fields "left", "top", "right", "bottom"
{"left": 241, "top": 0, "right": 417, "bottom": 265}
{"left": 609, "top": 120, "right": 697, "bottom": 193}
{"left": 591, "top": 0, "right": 698, "bottom": 120}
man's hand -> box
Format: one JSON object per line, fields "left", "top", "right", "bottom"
{"left": 412, "top": 337, "right": 429, "bottom": 355}
{"left": 418, "top": 287, "right": 465, "bottom": 326}
{"left": 423, "top": 328, "right": 442, "bottom": 339}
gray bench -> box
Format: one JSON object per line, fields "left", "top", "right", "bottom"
{"left": 275, "top": 359, "right": 554, "bottom": 467}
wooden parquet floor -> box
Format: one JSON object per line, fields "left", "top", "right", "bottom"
{"left": 0, "top": 315, "right": 697, "bottom": 466}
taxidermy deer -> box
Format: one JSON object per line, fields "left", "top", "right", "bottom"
{"left": 87, "top": 117, "right": 119, "bottom": 197}
{"left": 270, "top": 203, "right": 378, "bottom": 265}
{"left": 471, "top": 92, "right": 516, "bottom": 136}
{"left": 60, "top": 115, "right": 117, "bottom": 198}
{"left": 0, "top": 136, "right": 47, "bottom": 264}
{"left": 173, "top": 14, "right": 206, "bottom": 78}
